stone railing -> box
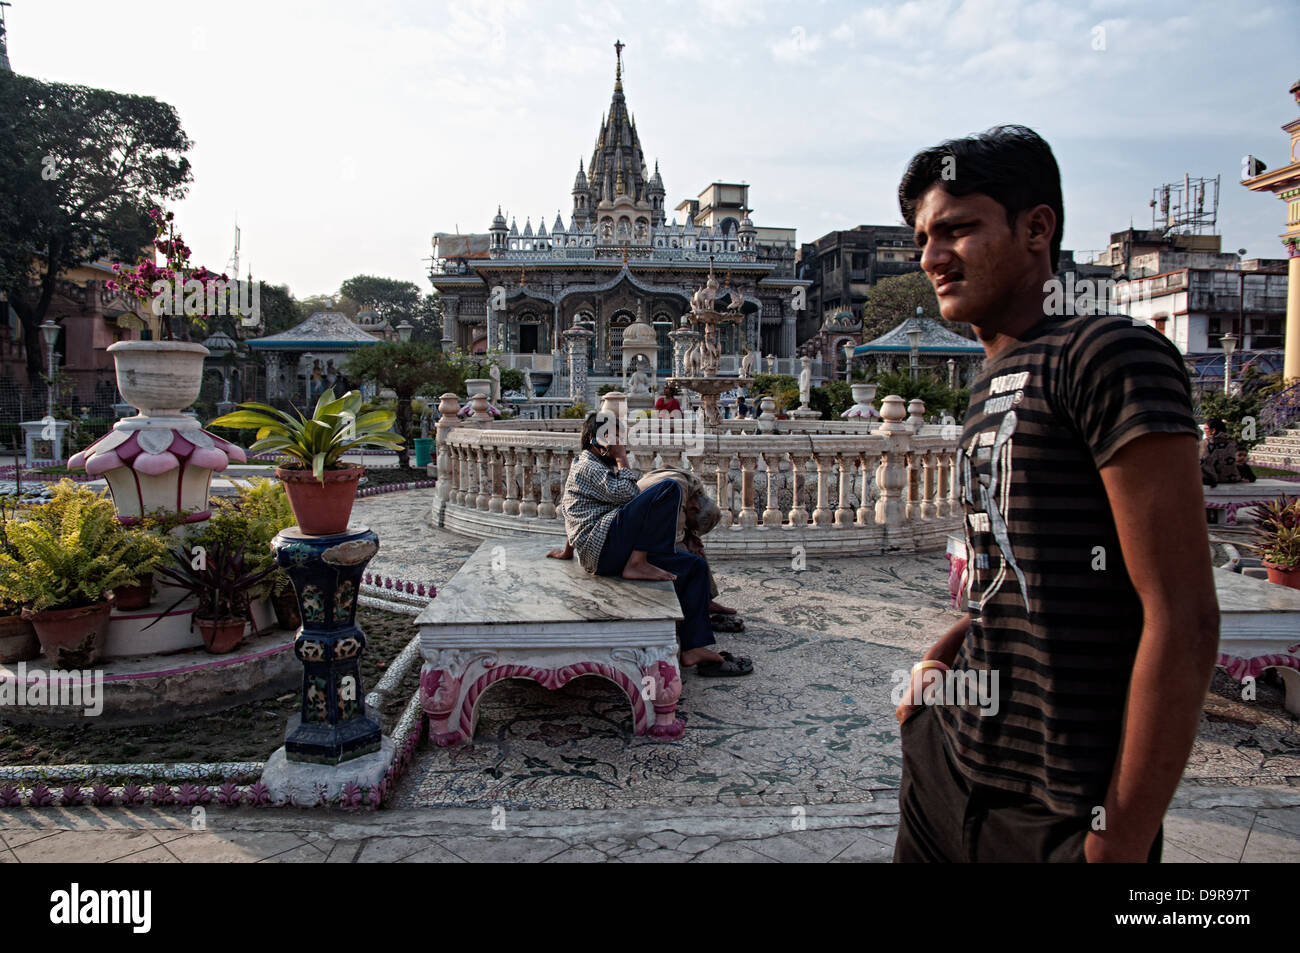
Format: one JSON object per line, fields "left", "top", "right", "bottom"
{"left": 429, "top": 393, "right": 962, "bottom": 556}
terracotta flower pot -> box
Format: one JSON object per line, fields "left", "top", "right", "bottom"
{"left": 1263, "top": 562, "right": 1300, "bottom": 589}
{"left": 0, "top": 613, "right": 41, "bottom": 664}
{"left": 275, "top": 465, "right": 364, "bottom": 536}
{"left": 271, "top": 587, "right": 301, "bottom": 630}
{"left": 113, "top": 572, "right": 154, "bottom": 611}
{"left": 22, "top": 601, "right": 112, "bottom": 668}
{"left": 195, "top": 617, "right": 246, "bottom": 654}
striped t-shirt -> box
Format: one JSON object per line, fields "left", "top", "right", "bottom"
{"left": 938, "top": 311, "right": 1201, "bottom": 816}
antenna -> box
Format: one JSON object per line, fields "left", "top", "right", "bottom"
{"left": 0, "top": 2, "right": 13, "bottom": 73}
{"left": 225, "top": 219, "right": 240, "bottom": 278}
{"left": 1149, "top": 174, "right": 1219, "bottom": 237}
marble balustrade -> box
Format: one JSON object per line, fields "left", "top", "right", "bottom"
{"left": 430, "top": 394, "right": 962, "bottom": 556}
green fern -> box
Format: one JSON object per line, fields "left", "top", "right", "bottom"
{"left": 0, "top": 494, "right": 139, "bottom": 612}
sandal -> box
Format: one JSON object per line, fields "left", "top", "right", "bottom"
{"left": 695, "top": 651, "right": 754, "bottom": 677}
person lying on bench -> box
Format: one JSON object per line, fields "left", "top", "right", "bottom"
{"left": 547, "top": 411, "right": 753, "bottom": 677}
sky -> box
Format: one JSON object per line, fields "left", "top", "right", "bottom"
{"left": 7, "top": 0, "right": 1298, "bottom": 298}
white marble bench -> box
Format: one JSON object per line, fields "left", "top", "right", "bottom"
{"left": 1203, "top": 478, "right": 1296, "bottom": 525}
{"left": 1215, "top": 568, "right": 1300, "bottom": 717}
{"left": 414, "top": 538, "right": 686, "bottom": 746}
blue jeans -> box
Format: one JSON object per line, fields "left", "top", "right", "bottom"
{"left": 595, "top": 480, "right": 714, "bottom": 650}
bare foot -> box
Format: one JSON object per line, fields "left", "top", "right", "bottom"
{"left": 681, "top": 647, "right": 725, "bottom": 666}
{"left": 709, "top": 601, "right": 736, "bottom": 615}
{"left": 622, "top": 551, "right": 676, "bottom": 582}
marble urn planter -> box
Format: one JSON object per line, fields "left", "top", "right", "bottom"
{"left": 842, "top": 382, "right": 881, "bottom": 421}
{"left": 107, "top": 341, "right": 209, "bottom": 417}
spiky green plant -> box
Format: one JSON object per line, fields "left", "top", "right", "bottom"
{"left": 208, "top": 389, "right": 403, "bottom": 484}
{"left": 0, "top": 495, "right": 139, "bottom": 612}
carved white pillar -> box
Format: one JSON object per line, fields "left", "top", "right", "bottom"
{"left": 787, "top": 453, "right": 809, "bottom": 526}
{"left": 761, "top": 452, "right": 784, "bottom": 526}
{"left": 737, "top": 453, "right": 758, "bottom": 528}
{"left": 874, "top": 395, "right": 908, "bottom": 528}
{"left": 811, "top": 453, "right": 834, "bottom": 525}
{"left": 834, "top": 453, "right": 855, "bottom": 526}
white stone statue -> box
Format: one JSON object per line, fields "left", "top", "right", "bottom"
{"left": 683, "top": 341, "right": 702, "bottom": 377}
{"left": 727, "top": 288, "right": 745, "bottom": 314}
{"left": 767, "top": 354, "right": 776, "bottom": 376}
{"left": 740, "top": 348, "right": 755, "bottom": 377}
{"left": 628, "top": 358, "right": 651, "bottom": 396}
{"left": 523, "top": 368, "right": 534, "bottom": 398}
{"left": 798, "top": 355, "right": 812, "bottom": 409}
{"left": 489, "top": 364, "right": 501, "bottom": 404}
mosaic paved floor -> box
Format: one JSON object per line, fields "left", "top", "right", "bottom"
{"left": 352, "top": 490, "right": 1300, "bottom": 811}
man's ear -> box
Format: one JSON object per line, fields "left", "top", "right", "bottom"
{"left": 1020, "top": 203, "right": 1057, "bottom": 255}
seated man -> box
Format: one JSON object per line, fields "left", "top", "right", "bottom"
{"left": 548, "top": 412, "right": 752, "bottom": 677}
{"left": 1200, "top": 418, "right": 1242, "bottom": 485}
{"left": 636, "top": 466, "right": 741, "bottom": 630}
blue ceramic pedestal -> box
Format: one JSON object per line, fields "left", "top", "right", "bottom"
{"left": 272, "top": 525, "right": 382, "bottom": 765}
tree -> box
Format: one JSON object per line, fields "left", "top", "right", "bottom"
{"left": 339, "top": 275, "right": 442, "bottom": 341}
{"left": 297, "top": 293, "right": 359, "bottom": 322}
{"left": 252, "top": 283, "right": 301, "bottom": 337}
{"left": 860, "top": 271, "right": 975, "bottom": 344}
{"left": 0, "top": 72, "right": 193, "bottom": 376}
{"left": 344, "top": 341, "right": 455, "bottom": 465}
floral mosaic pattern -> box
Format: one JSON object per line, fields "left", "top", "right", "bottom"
{"left": 300, "top": 584, "right": 326, "bottom": 625}
{"left": 335, "top": 580, "right": 356, "bottom": 623}
{"left": 304, "top": 677, "right": 330, "bottom": 723}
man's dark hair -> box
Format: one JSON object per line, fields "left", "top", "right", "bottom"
{"left": 581, "top": 411, "right": 617, "bottom": 465}
{"left": 898, "top": 124, "right": 1064, "bottom": 265}
{"left": 1206, "top": 417, "right": 1227, "bottom": 435}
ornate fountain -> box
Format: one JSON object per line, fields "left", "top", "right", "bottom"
{"left": 667, "top": 261, "right": 752, "bottom": 429}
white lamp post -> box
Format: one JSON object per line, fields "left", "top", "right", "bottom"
{"left": 397, "top": 321, "right": 414, "bottom": 343}
{"left": 843, "top": 343, "right": 855, "bottom": 383}
{"left": 39, "top": 319, "right": 61, "bottom": 418}
{"left": 1221, "top": 332, "right": 1237, "bottom": 394}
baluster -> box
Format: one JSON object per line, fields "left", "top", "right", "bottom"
{"left": 811, "top": 453, "right": 834, "bottom": 525}
{"left": 474, "top": 447, "right": 490, "bottom": 510}
{"left": 736, "top": 453, "right": 758, "bottom": 528}
{"left": 761, "top": 452, "right": 784, "bottom": 526}
{"left": 834, "top": 452, "right": 854, "bottom": 526}
{"left": 787, "top": 453, "right": 809, "bottom": 526}
{"left": 502, "top": 448, "right": 520, "bottom": 516}
{"left": 486, "top": 447, "right": 504, "bottom": 513}
{"left": 905, "top": 451, "right": 920, "bottom": 521}
{"left": 857, "top": 452, "right": 876, "bottom": 525}
{"left": 519, "top": 448, "right": 538, "bottom": 517}
{"left": 921, "top": 450, "right": 937, "bottom": 520}
{"left": 537, "top": 449, "right": 556, "bottom": 519}
{"left": 933, "top": 449, "right": 950, "bottom": 518}
{"left": 948, "top": 450, "right": 961, "bottom": 516}
{"left": 712, "top": 454, "right": 733, "bottom": 528}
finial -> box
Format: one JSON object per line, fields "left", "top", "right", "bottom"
{"left": 519, "top": 268, "right": 526, "bottom": 286}
{"left": 615, "top": 39, "right": 624, "bottom": 81}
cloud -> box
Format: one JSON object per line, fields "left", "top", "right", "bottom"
{"left": 771, "top": 25, "right": 824, "bottom": 63}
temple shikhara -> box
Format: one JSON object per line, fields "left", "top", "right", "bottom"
{"left": 429, "top": 41, "right": 808, "bottom": 397}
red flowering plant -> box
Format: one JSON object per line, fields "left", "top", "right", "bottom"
{"left": 105, "top": 208, "right": 230, "bottom": 341}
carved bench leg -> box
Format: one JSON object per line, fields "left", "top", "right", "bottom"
{"left": 1275, "top": 666, "right": 1300, "bottom": 719}
{"left": 420, "top": 663, "right": 466, "bottom": 746}
{"left": 643, "top": 659, "right": 685, "bottom": 740}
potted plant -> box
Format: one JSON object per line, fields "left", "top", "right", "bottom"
{"left": 105, "top": 208, "right": 234, "bottom": 416}
{"left": 209, "top": 389, "right": 402, "bottom": 535}
{"left": 111, "top": 512, "right": 179, "bottom": 610}
{"left": 0, "top": 497, "right": 39, "bottom": 663}
{"left": 190, "top": 479, "right": 300, "bottom": 630}
{"left": 149, "top": 539, "right": 275, "bottom": 653}
{"left": 1253, "top": 494, "right": 1300, "bottom": 589}
{"left": 0, "top": 489, "right": 140, "bottom": 667}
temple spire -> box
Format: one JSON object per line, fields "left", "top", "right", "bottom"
{"left": 614, "top": 38, "right": 624, "bottom": 86}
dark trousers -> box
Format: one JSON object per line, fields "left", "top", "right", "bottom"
{"left": 893, "top": 706, "right": 1163, "bottom": 863}
{"left": 595, "top": 481, "right": 714, "bottom": 651}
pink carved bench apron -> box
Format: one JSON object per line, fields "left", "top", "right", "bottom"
{"left": 414, "top": 538, "right": 686, "bottom": 745}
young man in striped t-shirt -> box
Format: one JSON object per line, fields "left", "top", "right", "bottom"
{"left": 892, "top": 126, "right": 1219, "bottom": 863}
